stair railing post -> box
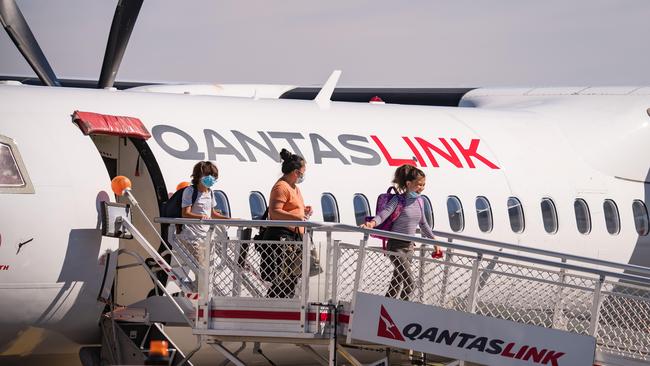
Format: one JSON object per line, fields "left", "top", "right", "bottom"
{"left": 346, "top": 233, "right": 369, "bottom": 344}
{"left": 418, "top": 245, "right": 426, "bottom": 304}
{"left": 439, "top": 238, "right": 454, "bottom": 307}
{"left": 552, "top": 257, "right": 568, "bottom": 329}
{"left": 330, "top": 239, "right": 341, "bottom": 303}
{"left": 300, "top": 227, "right": 311, "bottom": 333}
{"left": 466, "top": 253, "right": 483, "bottom": 313}
{"left": 588, "top": 275, "right": 605, "bottom": 336}
{"left": 198, "top": 225, "right": 215, "bottom": 331}
{"left": 324, "top": 231, "right": 333, "bottom": 301}
{"left": 231, "top": 227, "right": 243, "bottom": 297}
{"left": 353, "top": 233, "right": 368, "bottom": 295}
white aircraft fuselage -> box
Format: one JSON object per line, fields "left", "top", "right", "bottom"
{"left": 0, "top": 83, "right": 649, "bottom": 360}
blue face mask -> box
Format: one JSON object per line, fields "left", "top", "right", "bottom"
{"left": 201, "top": 175, "right": 217, "bottom": 188}
{"left": 407, "top": 191, "right": 419, "bottom": 199}
{"left": 297, "top": 172, "right": 306, "bottom": 184}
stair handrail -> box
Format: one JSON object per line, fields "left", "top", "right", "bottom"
{"left": 115, "top": 249, "right": 194, "bottom": 326}
{"left": 154, "top": 217, "right": 650, "bottom": 286}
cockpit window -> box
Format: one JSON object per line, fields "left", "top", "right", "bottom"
{"left": 0, "top": 136, "right": 33, "bottom": 194}
{"left": 0, "top": 143, "right": 23, "bottom": 186}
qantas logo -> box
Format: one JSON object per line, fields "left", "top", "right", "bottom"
{"left": 377, "top": 305, "right": 405, "bottom": 341}
{"left": 152, "top": 125, "right": 500, "bottom": 170}
{"left": 376, "top": 304, "right": 566, "bottom": 366}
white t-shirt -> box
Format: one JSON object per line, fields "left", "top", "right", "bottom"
{"left": 180, "top": 186, "right": 216, "bottom": 238}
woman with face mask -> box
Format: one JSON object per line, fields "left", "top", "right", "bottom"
{"left": 262, "top": 148, "right": 312, "bottom": 298}
{"left": 177, "top": 161, "right": 229, "bottom": 267}
{"left": 361, "top": 164, "right": 440, "bottom": 301}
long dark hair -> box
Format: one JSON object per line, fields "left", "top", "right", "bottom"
{"left": 279, "top": 148, "right": 304, "bottom": 174}
{"left": 190, "top": 161, "right": 219, "bottom": 186}
{"left": 392, "top": 164, "right": 425, "bottom": 193}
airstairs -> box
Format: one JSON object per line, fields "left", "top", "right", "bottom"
{"left": 99, "top": 191, "right": 650, "bottom": 366}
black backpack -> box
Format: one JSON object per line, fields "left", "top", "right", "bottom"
{"left": 253, "top": 207, "right": 269, "bottom": 240}
{"left": 160, "top": 185, "right": 200, "bottom": 233}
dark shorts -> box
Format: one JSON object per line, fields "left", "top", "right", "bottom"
{"left": 386, "top": 238, "right": 413, "bottom": 251}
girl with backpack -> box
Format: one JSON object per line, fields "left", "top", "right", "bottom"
{"left": 361, "top": 164, "right": 441, "bottom": 301}
{"left": 176, "top": 161, "right": 229, "bottom": 263}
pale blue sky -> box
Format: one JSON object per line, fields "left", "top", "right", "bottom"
{"left": 1, "top": 0, "right": 648, "bottom": 87}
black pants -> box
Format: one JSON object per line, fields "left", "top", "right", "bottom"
{"left": 385, "top": 239, "right": 415, "bottom": 301}
{"left": 260, "top": 227, "right": 303, "bottom": 298}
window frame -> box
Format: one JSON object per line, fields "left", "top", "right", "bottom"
{"left": 321, "top": 192, "right": 340, "bottom": 223}
{"left": 540, "top": 197, "right": 558, "bottom": 234}
{"left": 248, "top": 191, "right": 267, "bottom": 220}
{"left": 0, "top": 135, "right": 34, "bottom": 194}
{"left": 603, "top": 199, "right": 621, "bottom": 235}
{"left": 475, "top": 196, "right": 493, "bottom": 233}
{"left": 574, "top": 198, "right": 591, "bottom": 235}
{"left": 353, "top": 193, "right": 372, "bottom": 226}
{"left": 213, "top": 189, "right": 231, "bottom": 217}
{"left": 507, "top": 197, "right": 525, "bottom": 233}
{"left": 632, "top": 200, "right": 650, "bottom": 236}
{"left": 421, "top": 194, "right": 434, "bottom": 228}
{"left": 446, "top": 195, "right": 465, "bottom": 233}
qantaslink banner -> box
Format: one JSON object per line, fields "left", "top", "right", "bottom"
{"left": 350, "top": 293, "right": 596, "bottom": 366}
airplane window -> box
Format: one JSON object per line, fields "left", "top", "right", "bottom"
{"left": 603, "top": 199, "right": 620, "bottom": 235}
{"left": 574, "top": 199, "right": 591, "bottom": 235}
{"left": 0, "top": 142, "right": 25, "bottom": 187}
{"left": 353, "top": 193, "right": 371, "bottom": 226}
{"left": 633, "top": 200, "right": 649, "bottom": 236}
{"left": 475, "top": 196, "right": 493, "bottom": 233}
{"left": 249, "top": 191, "right": 267, "bottom": 220}
{"left": 321, "top": 193, "right": 340, "bottom": 223}
{"left": 214, "top": 190, "right": 231, "bottom": 217}
{"left": 507, "top": 197, "right": 525, "bottom": 233}
{"left": 540, "top": 198, "right": 558, "bottom": 234}
{"left": 446, "top": 196, "right": 464, "bottom": 232}
{"left": 421, "top": 195, "right": 434, "bottom": 228}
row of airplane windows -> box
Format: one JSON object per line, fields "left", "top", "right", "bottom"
{"left": 3, "top": 138, "right": 646, "bottom": 237}
{"left": 211, "top": 190, "right": 650, "bottom": 237}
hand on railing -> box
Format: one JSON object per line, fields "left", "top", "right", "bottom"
{"left": 360, "top": 220, "right": 376, "bottom": 229}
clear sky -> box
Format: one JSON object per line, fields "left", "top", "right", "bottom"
{"left": 1, "top": 0, "right": 649, "bottom": 87}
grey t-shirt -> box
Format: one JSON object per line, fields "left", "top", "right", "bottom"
{"left": 181, "top": 186, "right": 216, "bottom": 238}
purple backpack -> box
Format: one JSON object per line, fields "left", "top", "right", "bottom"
{"left": 366, "top": 187, "right": 413, "bottom": 249}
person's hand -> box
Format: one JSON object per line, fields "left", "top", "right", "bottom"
{"left": 360, "top": 220, "right": 376, "bottom": 229}
{"left": 432, "top": 245, "right": 444, "bottom": 259}
{"left": 304, "top": 205, "right": 313, "bottom": 220}
{"left": 202, "top": 215, "right": 211, "bottom": 220}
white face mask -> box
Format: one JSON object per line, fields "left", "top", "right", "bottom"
{"left": 297, "top": 172, "right": 306, "bottom": 184}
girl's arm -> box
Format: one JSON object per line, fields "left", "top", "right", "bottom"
{"left": 211, "top": 209, "right": 230, "bottom": 219}
{"left": 182, "top": 206, "right": 209, "bottom": 219}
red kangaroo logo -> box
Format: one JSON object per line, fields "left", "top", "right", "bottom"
{"left": 377, "top": 305, "right": 405, "bottom": 341}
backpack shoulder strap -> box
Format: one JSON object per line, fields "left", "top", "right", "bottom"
{"left": 191, "top": 185, "right": 199, "bottom": 205}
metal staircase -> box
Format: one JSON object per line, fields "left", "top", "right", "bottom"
{"left": 98, "top": 190, "right": 650, "bottom": 366}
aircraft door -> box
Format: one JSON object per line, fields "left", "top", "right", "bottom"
{"left": 73, "top": 111, "right": 168, "bottom": 306}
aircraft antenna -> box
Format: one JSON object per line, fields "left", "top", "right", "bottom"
{"left": 314, "top": 70, "right": 342, "bottom": 109}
